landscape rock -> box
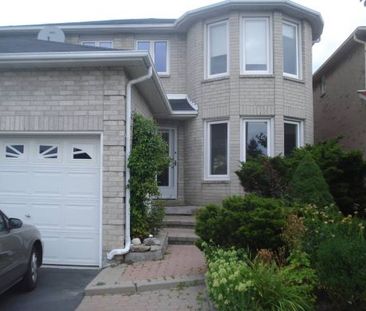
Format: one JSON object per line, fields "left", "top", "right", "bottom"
{"left": 131, "top": 238, "right": 141, "bottom": 245}
{"left": 131, "top": 245, "right": 151, "bottom": 252}
{"left": 143, "top": 237, "right": 161, "bottom": 246}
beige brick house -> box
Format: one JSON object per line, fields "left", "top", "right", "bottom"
{"left": 0, "top": 0, "right": 323, "bottom": 266}
{"left": 313, "top": 27, "right": 366, "bottom": 156}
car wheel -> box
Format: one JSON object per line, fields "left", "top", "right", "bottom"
{"left": 21, "top": 247, "right": 39, "bottom": 291}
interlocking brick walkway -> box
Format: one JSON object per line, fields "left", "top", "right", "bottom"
{"left": 77, "top": 245, "right": 209, "bottom": 311}
{"left": 122, "top": 245, "right": 206, "bottom": 281}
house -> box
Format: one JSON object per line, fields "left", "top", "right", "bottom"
{"left": 313, "top": 27, "right": 366, "bottom": 156}
{"left": 0, "top": 0, "right": 323, "bottom": 267}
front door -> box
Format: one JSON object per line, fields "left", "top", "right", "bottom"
{"left": 158, "top": 128, "right": 177, "bottom": 199}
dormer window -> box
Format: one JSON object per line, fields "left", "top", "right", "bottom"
{"left": 207, "top": 20, "right": 228, "bottom": 78}
{"left": 242, "top": 17, "right": 272, "bottom": 74}
{"left": 136, "top": 40, "right": 169, "bottom": 75}
{"left": 81, "top": 41, "right": 113, "bottom": 49}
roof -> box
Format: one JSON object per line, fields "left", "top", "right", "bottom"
{"left": 0, "top": 0, "right": 323, "bottom": 40}
{"left": 167, "top": 94, "right": 198, "bottom": 116}
{"left": 0, "top": 37, "right": 118, "bottom": 53}
{"left": 313, "top": 27, "right": 366, "bottom": 82}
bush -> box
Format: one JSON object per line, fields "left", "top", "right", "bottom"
{"left": 235, "top": 139, "right": 366, "bottom": 216}
{"left": 205, "top": 247, "right": 317, "bottom": 311}
{"left": 236, "top": 156, "right": 289, "bottom": 198}
{"left": 316, "top": 235, "right": 366, "bottom": 309}
{"left": 289, "top": 153, "right": 334, "bottom": 207}
{"left": 129, "top": 114, "right": 170, "bottom": 238}
{"left": 290, "top": 139, "right": 366, "bottom": 216}
{"left": 195, "top": 194, "right": 289, "bottom": 252}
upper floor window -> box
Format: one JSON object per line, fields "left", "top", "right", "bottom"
{"left": 283, "top": 21, "right": 300, "bottom": 79}
{"left": 207, "top": 21, "right": 228, "bottom": 78}
{"left": 242, "top": 17, "right": 271, "bottom": 74}
{"left": 81, "top": 41, "right": 113, "bottom": 49}
{"left": 136, "top": 40, "right": 169, "bottom": 75}
{"left": 321, "top": 76, "right": 326, "bottom": 96}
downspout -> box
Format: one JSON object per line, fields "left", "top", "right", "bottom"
{"left": 107, "top": 66, "right": 153, "bottom": 260}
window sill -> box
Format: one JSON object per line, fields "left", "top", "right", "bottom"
{"left": 283, "top": 76, "right": 305, "bottom": 84}
{"left": 240, "top": 74, "right": 274, "bottom": 79}
{"left": 158, "top": 74, "right": 170, "bottom": 78}
{"left": 202, "top": 75, "right": 230, "bottom": 84}
{"left": 202, "top": 179, "right": 230, "bottom": 184}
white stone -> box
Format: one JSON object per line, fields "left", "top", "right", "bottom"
{"left": 131, "top": 238, "right": 141, "bottom": 245}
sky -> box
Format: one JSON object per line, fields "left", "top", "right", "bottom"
{"left": 0, "top": 0, "right": 365, "bottom": 71}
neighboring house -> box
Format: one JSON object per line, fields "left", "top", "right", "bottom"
{"left": 313, "top": 27, "right": 366, "bottom": 156}
{"left": 0, "top": 0, "right": 323, "bottom": 267}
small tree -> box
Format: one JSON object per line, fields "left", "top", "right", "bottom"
{"left": 289, "top": 153, "right": 334, "bottom": 206}
{"left": 128, "top": 114, "right": 170, "bottom": 238}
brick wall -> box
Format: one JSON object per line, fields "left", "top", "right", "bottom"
{"left": 0, "top": 66, "right": 129, "bottom": 256}
{"left": 314, "top": 43, "right": 366, "bottom": 156}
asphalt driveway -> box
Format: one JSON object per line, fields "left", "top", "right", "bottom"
{"left": 0, "top": 267, "right": 98, "bottom": 311}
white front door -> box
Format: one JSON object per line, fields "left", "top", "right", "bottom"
{"left": 0, "top": 135, "right": 101, "bottom": 266}
{"left": 158, "top": 129, "right": 177, "bottom": 199}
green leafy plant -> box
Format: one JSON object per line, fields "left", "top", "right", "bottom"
{"left": 205, "top": 246, "right": 317, "bottom": 311}
{"left": 195, "top": 194, "right": 289, "bottom": 252}
{"left": 316, "top": 234, "right": 366, "bottom": 309}
{"left": 128, "top": 114, "right": 170, "bottom": 238}
{"left": 289, "top": 153, "right": 334, "bottom": 207}
{"left": 236, "top": 156, "right": 289, "bottom": 198}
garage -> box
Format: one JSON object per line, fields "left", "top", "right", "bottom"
{"left": 0, "top": 135, "right": 101, "bottom": 266}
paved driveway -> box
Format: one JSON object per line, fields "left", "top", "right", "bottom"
{"left": 0, "top": 267, "right": 98, "bottom": 311}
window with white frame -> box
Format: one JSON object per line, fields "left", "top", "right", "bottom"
{"left": 207, "top": 21, "right": 228, "bottom": 77}
{"left": 242, "top": 119, "right": 272, "bottom": 161}
{"left": 205, "top": 121, "right": 229, "bottom": 179}
{"left": 284, "top": 119, "right": 303, "bottom": 156}
{"left": 242, "top": 17, "right": 271, "bottom": 74}
{"left": 283, "top": 21, "right": 300, "bottom": 78}
{"left": 136, "top": 40, "right": 169, "bottom": 74}
{"left": 81, "top": 41, "right": 113, "bottom": 49}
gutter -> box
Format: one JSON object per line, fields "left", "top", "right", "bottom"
{"left": 107, "top": 66, "right": 153, "bottom": 260}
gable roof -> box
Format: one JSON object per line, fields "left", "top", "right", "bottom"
{"left": 0, "top": 0, "right": 323, "bottom": 41}
{"left": 0, "top": 37, "right": 118, "bottom": 53}
{"left": 313, "top": 27, "right": 366, "bottom": 83}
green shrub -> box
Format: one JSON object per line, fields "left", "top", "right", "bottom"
{"left": 235, "top": 139, "right": 366, "bottom": 216}
{"left": 290, "top": 139, "right": 366, "bottom": 216}
{"left": 195, "top": 194, "right": 289, "bottom": 251}
{"left": 205, "top": 247, "right": 317, "bottom": 311}
{"left": 316, "top": 235, "right": 366, "bottom": 309}
{"left": 289, "top": 153, "right": 334, "bottom": 207}
{"left": 236, "top": 156, "right": 289, "bottom": 198}
{"left": 129, "top": 114, "right": 170, "bottom": 238}
{"left": 146, "top": 201, "right": 165, "bottom": 236}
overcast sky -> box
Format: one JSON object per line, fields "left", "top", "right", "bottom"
{"left": 0, "top": 0, "right": 365, "bottom": 71}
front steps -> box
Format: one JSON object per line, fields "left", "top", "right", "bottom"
{"left": 163, "top": 206, "right": 200, "bottom": 245}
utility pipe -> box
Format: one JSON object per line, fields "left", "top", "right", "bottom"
{"left": 107, "top": 66, "right": 153, "bottom": 260}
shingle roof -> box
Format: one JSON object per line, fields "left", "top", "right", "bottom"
{"left": 0, "top": 37, "right": 118, "bottom": 53}
{"left": 169, "top": 98, "right": 196, "bottom": 111}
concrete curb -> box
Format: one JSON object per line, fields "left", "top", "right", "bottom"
{"left": 85, "top": 274, "right": 205, "bottom": 296}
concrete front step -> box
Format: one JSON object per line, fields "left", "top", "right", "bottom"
{"left": 166, "top": 228, "right": 199, "bottom": 245}
{"left": 163, "top": 215, "right": 195, "bottom": 228}
{"left": 164, "top": 206, "right": 201, "bottom": 216}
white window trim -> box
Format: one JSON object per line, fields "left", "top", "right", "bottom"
{"left": 81, "top": 41, "right": 113, "bottom": 48}
{"left": 240, "top": 118, "right": 274, "bottom": 162}
{"left": 135, "top": 40, "right": 170, "bottom": 75}
{"left": 284, "top": 119, "right": 304, "bottom": 151}
{"left": 206, "top": 20, "right": 230, "bottom": 79}
{"left": 204, "top": 120, "right": 230, "bottom": 180}
{"left": 241, "top": 16, "right": 272, "bottom": 75}
{"left": 282, "top": 20, "right": 301, "bottom": 80}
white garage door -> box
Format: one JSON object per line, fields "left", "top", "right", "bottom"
{"left": 0, "top": 135, "right": 101, "bottom": 266}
